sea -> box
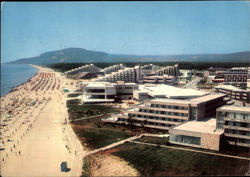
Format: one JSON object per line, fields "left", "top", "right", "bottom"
{"left": 0, "top": 64, "right": 38, "bottom": 97}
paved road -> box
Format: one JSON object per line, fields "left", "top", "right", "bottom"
{"left": 183, "top": 77, "right": 203, "bottom": 89}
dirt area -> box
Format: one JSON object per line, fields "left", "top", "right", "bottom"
{"left": 88, "top": 154, "right": 139, "bottom": 176}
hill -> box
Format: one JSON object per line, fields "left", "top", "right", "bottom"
{"left": 9, "top": 48, "right": 250, "bottom": 65}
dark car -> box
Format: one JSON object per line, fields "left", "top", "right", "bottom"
{"left": 60, "top": 162, "right": 70, "bottom": 172}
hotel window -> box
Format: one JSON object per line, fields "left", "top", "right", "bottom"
{"left": 228, "top": 112, "right": 235, "bottom": 118}
{"left": 244, "top": 114, "right": 250, "bottom": 120}
{"left": 235, "top": 113, "right": 244, "bottom": 119}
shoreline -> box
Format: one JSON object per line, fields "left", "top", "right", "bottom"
{"left": 0, "top": 64, "right": 83, "bottom": 176}
{"left": 1, "top": 64, "right": 40, "bottom": 98}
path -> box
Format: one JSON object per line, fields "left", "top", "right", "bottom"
{"left": 130, "top": 140, "right": 250, "bottom": 161}
{"left": 83, "top": 135, "right": 144, "bottom": 157}
{"left": 183, "top": 77, "right": 202, "bottom": 89}
{"left": 83, "top": 133, "right": 168, "bottom": 157}
{"left": 70, "top": 114, "right": 104, "bottom": 122}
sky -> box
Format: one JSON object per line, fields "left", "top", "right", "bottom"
{"left": 1, "top": 1, "right": 250, "bottom": 63}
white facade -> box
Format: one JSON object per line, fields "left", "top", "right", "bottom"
{"left": 81, "top": 81, "right": 138, "bottom": 103}
{"left": 65, "top": 64, "right": 101, "bottom": 75}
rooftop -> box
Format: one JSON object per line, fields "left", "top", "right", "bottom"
{"left": 217, "top": 105, "right": 250, "bottom": 113}
{"left": 173, "top": 118, "right": 223, "bottom": 134}
{"left": 215, "top": 85, "right": 250, "bottom": 92}
{"left": 190, "top": 93, "right": 226, "bottom": 102}
{"left": 138, "top": 84, "right": 208, "bottom": 99}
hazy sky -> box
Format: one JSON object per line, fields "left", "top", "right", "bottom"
{"left": 1, "top": 1, "right": 250, "bottom": 62}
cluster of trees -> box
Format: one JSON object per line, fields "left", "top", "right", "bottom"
{"left": 47, "top": 61, "right": 250, "bottom": 73}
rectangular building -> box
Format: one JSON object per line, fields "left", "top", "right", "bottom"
{"left": 143, "top": 75, "right": 176, "bottom": 84}
{"left": 215, "top": 85, "right": 250, "bottom": 103}
{"left": 81, "top": 81, "right": 138, "bottom": 103}
{"left": 216, "top": 106, "right": 250, "bottom": 148}
{"left": 169, "top": 119, "right": 223, "bottom": 151}
{"left": 103, "top": 85, "right": 226, "bottom": 131}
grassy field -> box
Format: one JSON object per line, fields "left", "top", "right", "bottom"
{"left": 69, "top": 104, "right": 134, "bottom": 149}
{"left": 68, "top": 104, "right": 120, "bottom": 120}
{"left": 136, "top": 136, "right": 169, "bottom": 145}
{"left": 110, "top": 142, "right": 249, "bottom": 176}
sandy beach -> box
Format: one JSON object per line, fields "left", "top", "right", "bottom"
{"left": 0, "top": 64, "right": 140, "bottom": 177}
{"left": 0, "top": 65, "right": 83, "bottom": 176}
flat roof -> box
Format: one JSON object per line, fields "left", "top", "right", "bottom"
{"left": 190, "top": 93, "right": 226, "bottom": 102}
{"left": 173, "top": 119, "right": 223, "bottom": 134}
{"left": 83, "top": 98, "right": 114, "bottom": 103}
{"left": 84, "top": 81, "right": 137, "bottom": 88}
{"left": 138, "top": 84, "right": 208, "bottom": 99}
{"left": 217, "top": 105, "right": 250, "bottom": 113}
{"left": 215, "top": 85, "right": 250, "bottom": 92}
{"left": 147, "top": 98, "right": 194, "bottom": 105}
{"left": 85, "top": 82, "right": 113, "bottom": 88}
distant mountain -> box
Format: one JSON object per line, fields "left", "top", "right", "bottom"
{"left": 9, "top": 48, "right": 250, "bottom": 65}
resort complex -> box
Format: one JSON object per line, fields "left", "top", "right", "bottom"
{"left": 64, "top": 63, "right": 250, "bottom": 152}
{"left": 1, "top": 61, "right": 249, "bottom": 177}
{"left": 2, "top": 1, "right": 250, "bottom": 176}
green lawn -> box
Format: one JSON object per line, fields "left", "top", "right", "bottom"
{"left": 74, "top": 127, "right": 131, "bottom": 149}
{"left": 112, "top": 142, "right": 249, "bottom": 176}
{"left": 68, "top": 104, "right": 120, "bottom": 121}
{"left": 69, "top": 104, "right": 133, "bottom": 149}
{"left": 136, "top": 136, "right": 169, "bottom": 145}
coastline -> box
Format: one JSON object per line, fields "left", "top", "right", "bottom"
{"left": 0, "top": 64, "right": 83, "bottom": 176}
{"left": 1, "top": 64, "right": 39, "bottom": 98}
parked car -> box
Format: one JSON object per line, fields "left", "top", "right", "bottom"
{"left": 60, "top": 162, "right": 70, "bottom": 172}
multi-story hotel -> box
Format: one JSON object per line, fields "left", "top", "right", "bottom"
{"left": 92, "top": 64, "right": 180, "bottom": 83}
{"left": 64, "top": 64, "right": 101, "bottom": 75}
{"left": 224, "top": 69, "right": 248, "bottom": 87}
{"left": 215, "top": 85, "right": 250, "bottom": 103}
{"left": 156, "top": 64, "right": 180, "bottom": 77}
{"left": 212, "top": 69, "right": 249, "bottom": 87}
{"left": 216, "top": 105, "right": 250, "bottom": 148}
{"left": 94, "top": 67, "right": 139, "bottom": 83}
{"left": 143, "top": 75, "right": 176, "bottom": 84}
{"left": 103, "top": 64, "right": 125, "bottom": 74}
{"left": 103, "top": 84, "right": 227, "bottom": 131}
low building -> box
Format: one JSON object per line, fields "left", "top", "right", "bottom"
{"left": 133, "top": 84, "right": 208, "bottom": 101}
{"left": 82, "top": 82, "right": 116, "bottom": 103}
{"left": 216, "top": 105, "right": 250, "bottom": 148}
{"left": 115, "top": 81, "right": 138, "bottom": 100}
{"left": 215, "top": 85, "right": 250, "bottom": 103}
{"left": 169, "top": 119, "right": 223, "bottom": 151}
{"left": 81, "top": 81, "right": 138, "bottom": 103}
